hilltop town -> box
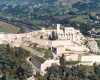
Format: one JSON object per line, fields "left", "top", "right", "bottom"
{"left": 0, "top": 0, "right": 100, "bottom": 80}
{"left": 0, "top": 24, "right": 100, "bottom": 76}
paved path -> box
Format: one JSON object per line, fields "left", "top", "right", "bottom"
{"left": 21, "top": 45, "right": 43, "bottom": 57}
{"left": 22, "top": 45, "right": 43, "bottom": 80}
{"left": 26, "top": 57, "right": 39, "bottom": 80}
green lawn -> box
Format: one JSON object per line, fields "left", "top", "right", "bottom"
{"left": 47, "top": 25, "right": 56, "bottom": 29}
{"left": 70, "top": 15, "right": 92, "bottom": 22}
{"left": 33, "top": 47, "right": 47, "bottom": 53}
{"left": 70, "top": 61, "right": 80, "bottom": 65}
{"left": 33, "top": 47, "right": 53, "bottom": 59}
{"left": 33, "top": 55, "right": 45, "bottom": 64}
{"left": 83, "top": 52, "right": 92, "bottom": 56}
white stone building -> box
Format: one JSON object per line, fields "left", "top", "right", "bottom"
{"left": 56, "top": 24, "right": 81, "bottom": 43}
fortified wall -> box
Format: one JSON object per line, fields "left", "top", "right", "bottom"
{"left": 0, "top": 29, "right": 55, "bottom": 47}
{"left": 0, "top": 24, "right": 89, "bottom": 55}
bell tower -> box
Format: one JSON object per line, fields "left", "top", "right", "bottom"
{"left": 57, "top": 24, "right": 60, "bottom": 34}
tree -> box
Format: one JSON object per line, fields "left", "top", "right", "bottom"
{"left": 88, "top": 74, "right": 98, "bottom": 80}
{"left": 16, "top": 63, "right": 32, "bottom": 80}
{"left": 45, "top": 64, "right": 60, "bottom": 80}
{"left": 6, "top": 44, "right": 10, "bottom": 52}
{"left": 59, "top": 54, "right": 66, "bottom": 67}
{"left": 78, "top": 66, "right": 87, "bottom": 79}
{"left": 33, "top": 43, "right": 38, "bottom": 47}
{"left": 44, "top": 50, "right": 53, "bottom": 59}
{"left": 0, "top": 52, "right": 13, "bottom": 73}
{"left": 36, "top": 72, "right": 44, "bottom": 80}
{"left": 40, "top": 35, "right": 43, "bottom": 39}
{"left": 52, "top": 31, "right": 56, "bottom": 40}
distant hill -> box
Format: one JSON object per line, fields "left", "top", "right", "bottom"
{"left": 0, "top": 0, "right": 57, "bottom": 3}
{"left": 72, "top": 0, "right": 100, "bottom": 10}
{"left": 56, "top": 0, "right": 82, "bottom": 6}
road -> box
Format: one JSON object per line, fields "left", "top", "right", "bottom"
{"left": 21, "top": 45, "right": 43, "bottom": 80}
{"left": 21, "top": 45, "right": 43, "bottom": 57}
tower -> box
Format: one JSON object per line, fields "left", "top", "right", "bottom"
{"left": 57, "top": 24, "right": 60, "bottom": 34}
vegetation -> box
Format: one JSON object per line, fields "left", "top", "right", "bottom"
{"left": 83, "top": 52, "right": 92, "bottom": 56}
{"left": 44, "top": 50, "right": 53, "bottom": 59}
{"left": 0, "top": 21, "right": 20, "bottom": 33}
{"left": 33, "top": 55, "right": 45, "bottom": 64}
{"left": 59, "top": 54, "right": 66, "bottom": 67}
{"left": 69, "top": 61, "right": 80, "bottom": 65}
{"left": 0, "top": 44, "right": 32, "bottom": 80}
{"left": 0, "top": 0, "right": 99, "bottom": 35}
{"left": 33, "top": 47, "right": 47, "bottom": 53}
{"left": 40, "top": 35, "right": 43, "bottom": 39}
{"left": 33, "top": 47, "right": 53, "bottom": 59}
{"left": 72, "top": 0, "right": 100, "bottom": 11}
{"left": 33, "top": 43, "right": 38, "bottom": 47}
{"left": 36, "top": 54, "right": 100, "bottom": 80}
{"left": 71, "top": 15, "right": 92, "bottom": 22}
{"left": 96, "top": 40, "right": 100, "bottom": 48}
{"left": 50, "top": 31, "right": 58, "bottom": 40}
{"left": 29, "top": 20, "right": 45, "bottom": 25}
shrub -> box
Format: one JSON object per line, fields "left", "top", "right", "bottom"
{"left": 40, "top": 35, "right": 43, "bottom": 39}
{"left": 44, "top": 50, "right": 53, "bottom": 59}
{"left": 33, "top": 43, "right": 38, "bottom": 47}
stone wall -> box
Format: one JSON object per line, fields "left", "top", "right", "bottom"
{"left": 81, "top": 55, "right": 100, "bottom": 63}
{"left": 65, "top": 54, "right": 79, "bottom": 61}
{"left": 31, "top": 56, "right": 41, "bottom": 70}
{"left": 41, "top": 59, "right": 59, "bottom": 74}
{"left": 56, "top": 46, "right": 65, "bottom": 55}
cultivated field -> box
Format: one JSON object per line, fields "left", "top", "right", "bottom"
{"left": 70, "top": 15, "right": 92, "bottom": 22}
{"left": 54, "top": 14, "right": 72, "bottom": 19}
{"left": 29, "top": 20, "right": 45, "bottom": 25}
{"left": 0, "top": 21, "right": 20, "bottom": 33}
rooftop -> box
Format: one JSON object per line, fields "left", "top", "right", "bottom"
{"left": 65, "top": 27, "right": 74, "bottom": 28}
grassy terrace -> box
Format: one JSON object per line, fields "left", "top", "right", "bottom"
{"left": 33, "top": 47, "right": 47, "bottom": 53}
{"left": 33, "top": 47, "right": 53, "bottom": 59}
{"left": 70, "top": 61, "right": 80, "bottom": 65}
{"left": 33, "top": 55, "right": 45, "bottom": 64}
{"left": 83, "top": 52, "right": 92, "bottom": 56}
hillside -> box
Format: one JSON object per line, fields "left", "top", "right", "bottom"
{"left": 0, "top": 0, "right": 100, "bottom": 35}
